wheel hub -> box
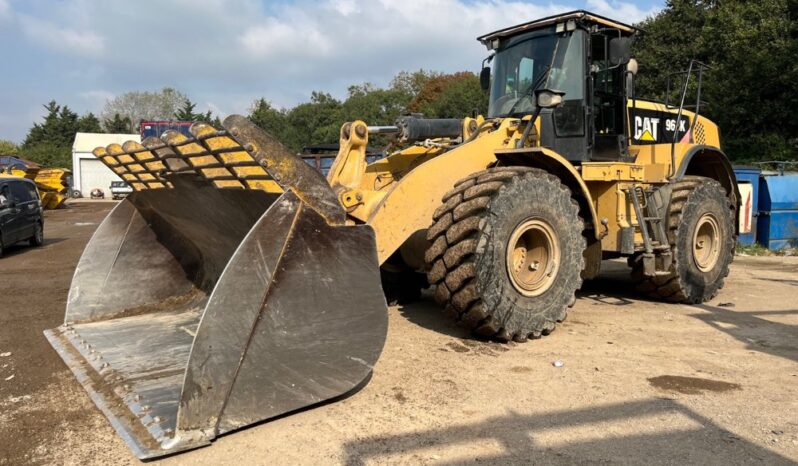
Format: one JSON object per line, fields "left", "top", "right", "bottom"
{"left": 506, "top": 218, "right": 560, "bottom": 297}
{"left": 693, "top": 213, "right": 721, "bottom": 272}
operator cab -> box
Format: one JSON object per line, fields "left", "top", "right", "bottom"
{"left": 478, "top": 10, "right": 640, "bottom": 162}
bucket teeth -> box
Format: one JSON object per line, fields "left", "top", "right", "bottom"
{"left": 142, "top": 136, "right": 188, "bottom": 173}
{"left": 92, "top": 120, "right": 282, "bottom": 193}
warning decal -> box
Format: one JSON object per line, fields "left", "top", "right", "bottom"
{"left": 630, "top": 108, "right": 691, "bottom": 145}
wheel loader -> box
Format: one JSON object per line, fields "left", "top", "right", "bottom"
{"left": 45, "top": 10, "right": 738, "bottom": 459}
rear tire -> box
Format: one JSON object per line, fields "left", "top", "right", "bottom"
{"left": 30, "top": 222, "right": 44, "bottom": 247}
{"left": 425, "top": 167, "right": 585, "bottom": 342}
{"left": 632, "top": 176, "right": 735, "bottom": 302}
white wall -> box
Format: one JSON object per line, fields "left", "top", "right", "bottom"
{"left": 71, "top": 132, "right": 139, "bottom": 197}
{"left": 77, "top": 156, "right": 122, "bottom": 196}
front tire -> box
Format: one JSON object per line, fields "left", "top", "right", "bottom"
{"left": 425, "top": 167, "right": 585, "bottom": 342}
{"left": 633, "top": 176, "right": 735, "bottom": 302}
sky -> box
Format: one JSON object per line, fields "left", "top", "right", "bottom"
{"left": 0, "top": 0, "right": 663, "bottom": 143}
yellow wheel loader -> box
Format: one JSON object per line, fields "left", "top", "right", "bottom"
{"left": 45, "top": 10, "right": 738, "bottom": 459}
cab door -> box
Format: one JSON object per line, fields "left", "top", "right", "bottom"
{"left": 589, "top": 33, "right": 628, "bottom": 161}
{"left": 0, "top": 181, "right": 23, "bottom": 244}
{"left": 7, "top": 181, "right": 37, "bottom": 241}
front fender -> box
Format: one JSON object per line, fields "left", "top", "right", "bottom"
{"left": 494, "top": 147, "right": 601, "bottom": 239}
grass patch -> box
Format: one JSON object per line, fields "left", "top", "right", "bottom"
{"left": 736, "top": 242, "right": 774, "bottom": 256}
{"left": 735, "top": 242, "right": 796, "bottom": 256}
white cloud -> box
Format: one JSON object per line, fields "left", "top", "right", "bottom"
{"left": 1, "top": 0, "right": 663, "bottom": 141}
{"left": 79, "top": 90, "right": 115, "bottom": 106}
{"left": 586, "top": 0, "right": 658, "bottom": 23}
{"left": 330, "top": 0, "right": 358, "bottom": 16}
{"left": 240, "top": 17, "right": 333, "bottom": 60}
{"left": 19, "top": 15, "right": 105, "bottom": 58}
{"left": 0, "top": 0, "right": 11, "bottom": 21}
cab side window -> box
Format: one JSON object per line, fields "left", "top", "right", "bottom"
{"left": 9, "top": 182, "right": 33, "bottom": 203}
{"left": 26, "top": 184, "right": 38, "bottom": 201}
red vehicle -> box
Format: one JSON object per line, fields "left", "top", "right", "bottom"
{"left": 139, "top": 121, "right": 193, "bottom": 140}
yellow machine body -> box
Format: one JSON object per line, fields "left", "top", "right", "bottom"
{"left": 328, "top": 99, "right": 732, "bottom": 267}
{"left": 44, "top": 9, "right": 737, "bottom": 460}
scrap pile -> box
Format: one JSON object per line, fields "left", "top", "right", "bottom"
{"left": 0, "top": 156, "right": 71, "bottom": 209}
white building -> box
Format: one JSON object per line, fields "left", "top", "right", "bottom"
{"left": 72, "top": 132, "right": 140, "bottom": 197}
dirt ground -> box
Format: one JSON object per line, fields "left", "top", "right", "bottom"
{"left": 0, "top": 201, "right": 796, "bottom": 465}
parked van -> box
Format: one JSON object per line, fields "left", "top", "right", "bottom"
{"left": 0, "top": 176, "right": 44, "bottom": 256}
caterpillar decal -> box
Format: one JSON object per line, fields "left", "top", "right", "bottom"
{"left": 630, "top": 108, "right": 691, "bottom": 145}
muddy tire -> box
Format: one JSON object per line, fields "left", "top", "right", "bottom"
{"left": 632, "top": 176, "right": 735, "bottom": 303}
{"left": 425, "top": 167, "right": 585, "bottom": 342}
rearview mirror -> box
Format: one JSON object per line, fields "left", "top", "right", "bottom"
{"left": 479, "top": 67, "right": 491, "bottom": 91}
{"left": 609, "top": 37, "right": 632, "bottom": 66}
{"left": 535, "top": 89, "right": 566, "bottom": 109}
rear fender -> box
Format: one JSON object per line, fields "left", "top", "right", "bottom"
{"left": 675, "top": 144, "right": 739, "bottom": 207}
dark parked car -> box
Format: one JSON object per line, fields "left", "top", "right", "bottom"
{"left": 0, "top": 176, "right": 44, "bottom": 256}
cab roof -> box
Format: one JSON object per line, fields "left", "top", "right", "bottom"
{"left": 477, "top": 10, "right": 639, "bottom": 46}
{"left": 0, "top": 174, "right": 36, "bottom": 184}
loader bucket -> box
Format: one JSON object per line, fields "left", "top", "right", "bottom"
{"left": 44, "top": 116, "right": 388, "bottom": 459}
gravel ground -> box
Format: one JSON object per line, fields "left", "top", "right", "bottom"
{"left": 0, "top": 201, "right": 796, "bottom": 465}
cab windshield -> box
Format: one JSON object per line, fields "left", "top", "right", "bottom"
{"left": 488, "top": 29, "right": 584, "bottom": 117}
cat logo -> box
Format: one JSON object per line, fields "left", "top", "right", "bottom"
{"left": 634, "top": 116, "right": 659, "bottom": 142}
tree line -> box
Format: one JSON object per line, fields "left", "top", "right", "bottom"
{"left": 2, "top": 0, "right": 795, "bottom": 169}
{"left": 631, "top": 0, "right": 796, "bottom": 162}
{"left": 0, "top": 71, "right": 484, "bottom": 170}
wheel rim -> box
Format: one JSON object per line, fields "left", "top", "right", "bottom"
{"left": 692, "top": 213, "right": 721, "bottom": 272}
{"left": 506, "top": 218, "right": 560, "bottom": 297}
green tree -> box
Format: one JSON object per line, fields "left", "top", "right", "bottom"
{"left": 249, "top": 99, "right": 290, "bottom": 143}
{"left": 78, "top": 112, "right": 103, "bottom": 133}
{"left": 20, "top": 101, "right": 101, "bottom": 169}
{"left": 101, "top": 87, "right": 189, "bottom": 127}
{"left": 23, "top": 101, "right": 80, "bottom": 149}
{"left": 282, "top": 92, "right": 343, "bottom": 151}
{"left": 247, "top": 69, "right": 490, "bottom": 150}
{"left": 339, "top": 84, "right": 410, "bottom": 126}
{"left": 390, "top": 69, "right": 441, "bottom": 98}
{"left": 0, "top": 140, "right": 18, "bottom": 156}
{"left": 19, "top": 142, "right": 71, "bottom": 169}
{"left": 634, "top": 0, "right": 798, "bottom": 161}
{"left": 103, "top": 113, "right": 134, "bottom": 133}
{"left": 174, "top": 99, "right": 200, "bottom": 121}
{"left": 174, "top": 98, "right": 222, "bottom": 127}
{"left": 408, "top": 72, "right": 487, "bottom": 118}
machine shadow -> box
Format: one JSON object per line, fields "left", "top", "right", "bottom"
{"left": 689, "top": 304, "right": 798, "bottom": 363}
{"left": 396, "top": 291, "right": 473, "bottom": 340}
{"left": 341, "top": 398, "right": 794, "bottom": 465}
{"left": 576, "top": 261, "right": 798, "bottom": 362}
{"left": 576, "top": 259, "right": 645, "bottom": 305}
{"left": 399, "top": 261, "right": 798, "bottom": 364}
